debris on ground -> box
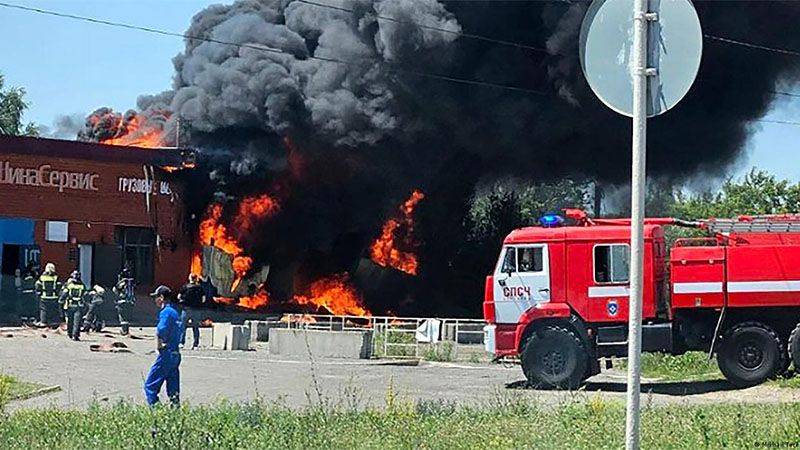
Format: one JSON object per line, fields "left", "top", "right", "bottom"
{"left": 89, "top": 342, "right": 132, "bottom": 353}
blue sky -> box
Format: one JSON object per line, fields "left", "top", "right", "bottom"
{"left": 1, "top": 0, "right": 798, "bottom": 182}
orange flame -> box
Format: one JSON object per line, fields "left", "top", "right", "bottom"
{"left": 279, "top": 314, "right": 318, "bottom": 324}
{"left": 239, "top": 288, "right": 270, "bottom": 309}
{"left": 293, "top": 274, "right": 370, "bottom": 316}
{"left": 162, "top": 163, "right": 196, "bottom": 173}
{"left": 190, "top": 253, "right": 202, "bottom": 278}
{"left": 369, "top": 190, "right": 425, "bottom": 275}
{"left": 192, "top": 193, "right": 279, "bottom": 303}
{"left": 232, "top": 194, "right": 279, "bottom": 238}
{"left": 190, "top": 191, "right": 372, "bottom": 316}
{"left": 99, "top": 114, "right": 167, "bottom": 148}
{"left": 197, "top": 204, "right": 249, "bottom": 279}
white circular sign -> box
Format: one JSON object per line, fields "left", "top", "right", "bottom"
{"left": 580, "top": 0, "right": 703, "bottom": 117}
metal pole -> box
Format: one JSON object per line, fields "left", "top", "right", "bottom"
{"left": 625, "top": 0, "right": 649, "bottom": 449}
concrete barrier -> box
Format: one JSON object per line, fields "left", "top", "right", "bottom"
{"left": 211, "top": 322, "right": 251, "bottom": 350}
{"left": 244, "top": 320, "right": 281, "bottom": 342}
{"left": 268, "top": 328, "right": 372, "bottom": 359}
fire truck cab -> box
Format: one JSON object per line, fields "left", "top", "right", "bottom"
{"left": 483, "top": 210, "right": 800, "bottom": 388}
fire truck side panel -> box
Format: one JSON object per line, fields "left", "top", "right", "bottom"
{"left": 730, "top": 233, "right": 800, "bottom": 246}
{"left": 550, "top": 241, "right": 568, "bottom": 307}
{"left": 726, "top": 244, "right": 800, "bottom": 307}
{"left": 567, "top": 227, "right": 660, "bottom": 324}
{"left": 670, "top": 246, "right": 726, "bottom": 310}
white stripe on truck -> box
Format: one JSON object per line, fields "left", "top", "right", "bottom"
{"left": 671, "top": 280, "right": 800, "bottom": 294}
{"left": 673, "top": 282, "right": 723, "bottom": 294}
{"left": 727, "top": 280, "right": 800, "bottom": 293}
{"left": 587, "top": 286, "right": 629, "bottom": 298}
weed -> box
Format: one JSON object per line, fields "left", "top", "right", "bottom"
{"left": 373, "top": 330, "right": 417, "bottom": 358}
{"left": 422, "top": 342, "right": 454, "bottom": 362}
{"left": 617, "top": 352, "right": 722, "bottom": 382}
{"left": 2, "top": 399, "right": 800, "bottom": 449}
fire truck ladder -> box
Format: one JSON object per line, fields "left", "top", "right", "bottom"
{"left": 702, "top": 215, "right": 800, "bottom": 234}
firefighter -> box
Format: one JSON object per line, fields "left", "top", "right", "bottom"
{"left": 178, "top": 273, "right": 206, "bottom": 349}
{"left": 113, "top": 267, "right": 136, "bottom": 335}
{"left": 82, "top": 285, "right": 106, "bottom": 333}
{"left": 144, "top": 285, "right": 182, "bottom": 406}
{"left": 59, "top": 271, "right": 86, "bottom": 341}
{"left": 34, "top": 263, "right": 60, "bottom": 327}
{"left": 20, "top": 264, "right": 38, "bottom": 323}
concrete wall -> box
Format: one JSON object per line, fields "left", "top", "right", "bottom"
{"left": 269, "top": 328, "right": 372, "bottom": 359}
{"left": 244, "top": 320, "right": 283, "bottom": 342}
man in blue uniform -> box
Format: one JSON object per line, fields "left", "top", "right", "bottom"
{"left": 144, "top": 285, "right": 183, "bottom": 406}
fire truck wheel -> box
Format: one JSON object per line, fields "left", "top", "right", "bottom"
{"left": 717, "top": 321, "right": 783, "bottom": 387}
{"left": 788, "top": 323, "right": 800, "bottom": 371}
{"left": 779, "top": 344, "right": 791, "bottom": 377}
{"left": 521, "top": 325, "right": 588, "bottom": 390}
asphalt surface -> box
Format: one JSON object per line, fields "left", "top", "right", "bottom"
{"left": 2, "top": 325, "right": 800, "bottom": 410}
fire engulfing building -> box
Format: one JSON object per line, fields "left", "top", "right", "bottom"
{"left": 0, "top": 135, "right": 194, "bottom": 321}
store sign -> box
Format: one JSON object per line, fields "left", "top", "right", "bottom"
{"left": 0, "top": 161, "right": 99, "bottom": 192}
{"left": 118, "top": 177, "right": 172, "bottom": 195}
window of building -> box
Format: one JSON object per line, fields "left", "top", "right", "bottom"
{"left": 117, "top": 227, "right": 154, "bottom": 284}
{"left": 45, "top": 221, "right": 68, "bottom": 242}
{"left": 594, "top": 244, "right": 630, "bottom": 284}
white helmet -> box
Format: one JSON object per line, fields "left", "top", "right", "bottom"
{"left": 44, "top": 263, "right": 56, "bottom": 273}
{"left": 93, "top": 285, "right": 106, "bottom": 295}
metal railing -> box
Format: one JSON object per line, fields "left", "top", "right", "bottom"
{"left": 280, "top": 314, "right": 487, "bottom": 359}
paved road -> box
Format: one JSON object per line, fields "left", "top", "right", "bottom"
{"left": 1, "top": 326, "right": 799, "bottom": 410}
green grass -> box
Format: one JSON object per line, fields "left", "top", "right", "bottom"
{"left": 616, "top": 352, "right": 723, "bottom": 382}
{"left": 422, "top": 342, "right": 454, "bottom": 362}
{"left": 0, "top": 375, "right": 54, "bottom": 404}
{"left": 767, "top": 371, "right": 800, "bottom": 388}
{"left": 373, "top": 330, "right": 418, "bottom": 358}
{"left": 1, "top": 398, "right": 800, "bottom": 449}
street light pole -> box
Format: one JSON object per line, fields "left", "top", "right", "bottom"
{"left": 625, "top": 0, "right": 650, "bottom": 449}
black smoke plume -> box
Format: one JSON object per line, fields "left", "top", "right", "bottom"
{"left": 79, "top": 0, "right": 800, "bottom": 316}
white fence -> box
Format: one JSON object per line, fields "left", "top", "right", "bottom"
{"left": 280, "top": 314, "right": 487, "bottom": 359}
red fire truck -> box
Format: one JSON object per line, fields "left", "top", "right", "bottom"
{"left": 483, "top": 209, "right": 800, "bottom": 388}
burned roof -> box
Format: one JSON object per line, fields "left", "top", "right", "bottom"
{"left": 0, "top": 135, "right": 189, "bottom": 168}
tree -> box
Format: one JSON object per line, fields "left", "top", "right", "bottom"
{"left": 672, "top": 169, "right": 800, "bottom": 219}
{"left": 0, "top": 73, "right": 39, "bottom": 137}
{"left": 442, "top": 179, "right": 589, "bottom": 316}
{"left": 469, "top": 178, "right": 590, "bottom": 241}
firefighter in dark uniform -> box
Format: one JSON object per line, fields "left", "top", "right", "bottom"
{"left": 34, "top": 263, "right": 60, "bottom": 327}
{"left": 113, "top": 268, "right": 136, "bottom": 335}
{"left": 60, "top": 271, "right": 86, "bottom": 341}
{"left": 82, "top": 285, "right": 106, "bottom": 333}
{"left": 20, "top": 264, "right": 38, "bottom": 322}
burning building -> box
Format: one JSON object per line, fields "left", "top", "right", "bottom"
{"left": 0, "top": 134, "right": 194, "bottom": 321}
{"left": 67, "top": 0, "right": 800, "bottom": 317}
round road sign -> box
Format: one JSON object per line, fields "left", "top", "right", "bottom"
{"left": 579, "top": 0, "right": 703, "bottom": 117}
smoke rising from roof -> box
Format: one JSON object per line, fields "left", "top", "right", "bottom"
{"left": 78, "top": 0, "right": 800, "bottom": 314}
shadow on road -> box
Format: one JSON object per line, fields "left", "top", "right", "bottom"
{"left": 505, "top": 379, "right": 738, "bottom": 396}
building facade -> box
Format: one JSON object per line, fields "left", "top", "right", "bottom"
{"left": 0, "top": 135, "right": 193, "bottom": 322}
